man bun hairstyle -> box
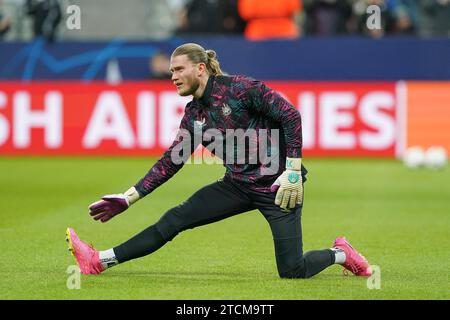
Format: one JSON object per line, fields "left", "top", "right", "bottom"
{"left": 172, "top": 43, "right": 224, "bottom": 76}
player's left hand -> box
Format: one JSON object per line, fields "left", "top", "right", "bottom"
{"left": 270, "top": 158, "right": 303, "bottom": 211}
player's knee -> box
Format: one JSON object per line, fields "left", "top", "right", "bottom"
{"left": 156, "top": 206, "right": 186, "bottom": 241}
{"left": 278, "top": 267, "right": 307, "bottom": 279}
{"left": 277, "top": 256, "right": 307, "bottom": 279}
{"left": 155, "top": 222, "right": 178, "bottom": 241}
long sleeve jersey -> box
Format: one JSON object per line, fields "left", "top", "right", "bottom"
{"left": 134, "top": 75, "right": 307, "bottom": 196}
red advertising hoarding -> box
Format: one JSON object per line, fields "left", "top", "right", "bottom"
{"left": 0, "top": 81, "right": 401, "bottom": 156}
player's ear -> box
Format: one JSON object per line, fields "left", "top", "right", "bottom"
{"left": 197, "top": 62, "right": 206, "bottom": 76}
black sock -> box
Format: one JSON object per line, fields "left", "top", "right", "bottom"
{"left": 274, "top": 237, "right": 335, "bottom": 278}
{"left": 302, "top": 249, "right": 335, "bottom": 278}
{"left": 113, "top": 225, "right": 167, "bottom": 263}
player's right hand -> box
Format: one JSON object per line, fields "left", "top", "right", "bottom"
{"left": 88, "top": 187, "right": 140, "bottom": 223}
{"left": 88, "top": 194, "right": 130, "bottom": 223}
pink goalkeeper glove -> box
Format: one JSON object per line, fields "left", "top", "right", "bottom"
{"left": 88, "top": 187, "right": 140, "bottom": 223}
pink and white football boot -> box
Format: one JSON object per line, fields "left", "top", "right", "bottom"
{"left": 66, "top": 228, "right": 104, "bottom": 275}
{"left": 333, "top": 237, "right": 372, "bottom": 277}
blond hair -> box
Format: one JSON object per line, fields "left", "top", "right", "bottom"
{"left": 172, "top": 43, "right": 224, "bottom": 76}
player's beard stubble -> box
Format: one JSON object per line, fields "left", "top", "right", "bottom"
{"left": 178, "top": 74, "right": 200, "bottom": 97}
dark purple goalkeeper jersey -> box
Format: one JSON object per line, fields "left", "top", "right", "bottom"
{"left": 135, "top": 75, "right": 307, "bottom": 196}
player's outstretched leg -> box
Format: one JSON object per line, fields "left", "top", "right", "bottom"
{"left": 66, "top": 179, "right": 252, "bottom": 274}
{"left": 66, "top": 227, "right": 104, "bottom": 275}
{"left": 332, "top": 236, "right": 372, "bottom": 276}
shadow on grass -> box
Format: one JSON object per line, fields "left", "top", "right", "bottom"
{"left": 101, "top": 270, "right": 261, "bottom": 280}
{"left": 96, "top": 269, "right": 351, "bottom": 283}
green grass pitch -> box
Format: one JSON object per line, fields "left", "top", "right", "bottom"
{"left": 1, "top": 156, "right": 449, "bottom": 299}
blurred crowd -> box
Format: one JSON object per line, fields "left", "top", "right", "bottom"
{"left": 176, "top": 0, "right": 450, "bottom": 39}
{"left": 0, "top": 0, "right": 449, "bottom": 41}
{"left": 301, "top": 0, "right": 450, "bottom": 38}
{"left": 1, "top": 0, "right": 62, "bottom": 41}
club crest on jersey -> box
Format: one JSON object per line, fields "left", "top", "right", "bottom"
{"left": 222, "top": 103, "right": 232, "bottom": 116}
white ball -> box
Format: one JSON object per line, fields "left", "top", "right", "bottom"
{"left": 403, "top": 146, "right": 425, "bottom": 169}
{"left": 424, "top": 146, "right": 448, "bottom": 169}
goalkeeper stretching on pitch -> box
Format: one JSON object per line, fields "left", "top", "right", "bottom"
{"left": 66, "top": 43, "right": 372, "bottom": 278}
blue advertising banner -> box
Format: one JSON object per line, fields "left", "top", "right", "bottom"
{"left": 1, "top": 37, "right": 449, "bottom": 81}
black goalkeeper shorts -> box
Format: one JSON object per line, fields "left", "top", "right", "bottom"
{"left": 155, "top": 176, "right": 306, "bottom": 277}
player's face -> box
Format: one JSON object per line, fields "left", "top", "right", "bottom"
{"left": 170, "top": 54, "right": 200, "bottom": 96}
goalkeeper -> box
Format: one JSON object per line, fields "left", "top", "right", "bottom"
{"left": 66, "top": 43, "right": 371, "bottom": 278}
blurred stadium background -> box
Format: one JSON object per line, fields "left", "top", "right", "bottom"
{"left": 0, "top": 0, "right": 449, "bottom": 300}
